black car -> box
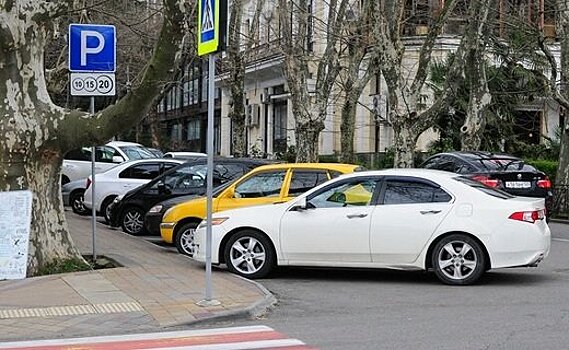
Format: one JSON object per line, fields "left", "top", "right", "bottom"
{"left": 143, "top": 181, "right": 234, "bottom": 237}
{"left": 108, "top": 158, "right": 273, "bottom": 235}
{"left": 420, "top": 151, "right": 553, "bottom": 210}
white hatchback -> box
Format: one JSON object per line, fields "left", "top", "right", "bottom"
{"left": 193, "top": 169, "right": 551, "bottom": 285}
{"left": 83, "top": 158, "right": 184, "bottom": 221}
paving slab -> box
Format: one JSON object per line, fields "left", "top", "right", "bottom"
{"left": 0, "top": 212, "right": 275, "bottom": 342}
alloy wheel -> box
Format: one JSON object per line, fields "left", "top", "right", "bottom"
{"left": 122, "top": 209, "right": 144, "bottom": 235}
{"left": 176, "top": 224, "right": 198, "bottom": 256}
{"left": 437, "top": 241, "right": 477, "bottom": 281}
{"left": 71, "top": 192, "right": 88, "bottom": 215}
{"left": 229, "top": 237, "right": 267, "bottom": 275}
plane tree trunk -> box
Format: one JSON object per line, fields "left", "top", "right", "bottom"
{"left": 0, "top": 0, "right": 191, "bottom": 275}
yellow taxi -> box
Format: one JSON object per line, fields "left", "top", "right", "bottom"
{"left": 160, "top": 163, "right": 361, "bottom": 255}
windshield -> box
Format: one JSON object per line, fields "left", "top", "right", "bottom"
{"left": 119, "top": 146, "right": 156, "bottom": 160}
{"left": 453, "top": 176, "right": 514, "bottom": 199}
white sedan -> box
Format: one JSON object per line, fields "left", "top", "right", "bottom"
{"left": 193, "top": 169, "right": 551, "bottom": 285}
{"left": 83, "top": 158, "right": 184, "bottom": 221}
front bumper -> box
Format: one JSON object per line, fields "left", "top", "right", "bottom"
{"left": 145, "top": 211, "right": 164, "bottom": 237}
{"left": 193, "top": 225, "right": 226, "bottom": 264}
{"left": 159, "top": 222, "right": 176, "bottom": 243}
{"left": 107, "top": 199, "right": 122, "bottom": 227}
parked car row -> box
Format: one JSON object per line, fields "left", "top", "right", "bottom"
{"left": 61, "top": 150, "right": 552, "bottom": 286}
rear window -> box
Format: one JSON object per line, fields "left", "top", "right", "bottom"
{"left": 454, "top": 177, "right": 514, "bottom": 199}
{"left": 476, "top": 159, "right": 525, "bottom": 171}
{"left": 119, "top": 146, "right": 155, "bottom": 160}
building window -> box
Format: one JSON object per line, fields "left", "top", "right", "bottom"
{"left": 273, "top": 101, "right": 288, "bottom": 154}
{"left": 187, "top": 119, "right": 201, "bottom": 141}
{"left": 183, "top": 81, "right": 190, "bottom": 107}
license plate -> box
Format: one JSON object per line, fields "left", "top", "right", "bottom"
{"left": 505, "top": 181, "right": 531, "bottom": 189}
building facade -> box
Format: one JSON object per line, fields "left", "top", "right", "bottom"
{"left": 157, "top": 0, "right": 562, "bottom": 159}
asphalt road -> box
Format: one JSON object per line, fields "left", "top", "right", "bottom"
{"left": 187, "top": 222, "right": 569, "bottom": 350}
{"left": 100, "top": 214, "right": 569, "bottom": 350}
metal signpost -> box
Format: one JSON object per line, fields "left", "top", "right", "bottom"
{"left": 197, "top": 0, "right": 225, "bottom": 307}
{"left": 69, "top": 24, "right": 116, "bottom": 261}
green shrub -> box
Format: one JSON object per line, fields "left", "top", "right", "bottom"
{"left": 319, "top": 154, "right": 339, "bottom": 163}
{"left": 525, "top": 159, "right": 558, "bottom": 183}
{"left": 37, "top": 258, "right": 92, "bottom": 276}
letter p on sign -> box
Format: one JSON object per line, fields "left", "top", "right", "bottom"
{"left": 69, "top": 24, "right": 116, "bottom": 72}
{"left": 80, "top": 31, "right": 105, "bottom": 66}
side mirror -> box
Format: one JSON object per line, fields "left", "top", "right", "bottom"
{"left": 112, "top": 155, "right": 124, "bottom": 163}
{"left": 289, "top": 197, "right": 308, "bottom": 212}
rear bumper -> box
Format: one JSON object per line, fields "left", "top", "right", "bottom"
{"left": 62, "top": 192, "right": 71, "bottom": 206}
{"left": 489, "top": 220, "right": 551, "bottom": 269}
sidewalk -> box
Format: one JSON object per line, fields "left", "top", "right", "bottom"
{"left": 0, "top": 212, "right": 275, "bottom": 342}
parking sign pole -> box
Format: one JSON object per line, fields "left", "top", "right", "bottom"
{"left": 90, "top": 96, "right": 97, "bottom": 262}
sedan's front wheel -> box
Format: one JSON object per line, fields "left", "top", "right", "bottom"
{"left": 432, "top": 234, "right": 486, "bottom": 285}
{"left": 224, "top": 230, "right": 275, "bottom": 279}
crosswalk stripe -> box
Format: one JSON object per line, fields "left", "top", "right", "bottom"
{"left": 0, "top": 326, "right": 314, "bottom": 350}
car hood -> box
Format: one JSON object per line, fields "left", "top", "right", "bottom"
{"left": 213, "top": 201, "right": 291, "bottom": 221}
{"left": 159, "top": 194, "right": 203, "bottom": 211}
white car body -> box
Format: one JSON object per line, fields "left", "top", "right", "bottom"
{"left": 163, "top": 152, "right": 207, "bottom": 159}
{"left": 193, "top": 169, "right": 551, "bottom": 285}
{"left": 83, "top": 158, "right": 184, "bottom": 214}
{"left": 62, "top": 141, "right": 156, "bottom": 183}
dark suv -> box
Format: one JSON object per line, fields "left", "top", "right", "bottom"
{"left": 420, "top": 151, "right": 553, "bottom": 211}
{"left": 108, "top": 158, "right": 273, "bottom": 235}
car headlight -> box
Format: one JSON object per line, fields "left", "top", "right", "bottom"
{"left": 148, "top": 204, "right": 163, "bottom": 213}
{"left": 113, "top": 195, "right": 123, "bottom": 203}
{"left": 197, "top": 217, "right": 229, "bottom": 229}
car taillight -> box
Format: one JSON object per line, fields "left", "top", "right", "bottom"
{"left": 537, "top": 177, "right": 551, "bottom": 189}
{"left": 85, "top": 178, "right": 91, "bottom": 190}
{"left": 509, "top": 209, "right": 545, "bottom": 223}
{"left": 471, "top": 175, "right": 500, "bottom": 188}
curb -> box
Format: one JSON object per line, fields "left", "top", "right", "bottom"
{"left": 166, "top": 276, "right": 277, "bottom": 328}
{"left": 550, "top": 218, "right": 569, "bottom": 224}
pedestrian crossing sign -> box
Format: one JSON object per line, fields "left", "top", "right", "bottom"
{"left": 198, "top": 0, "right": 219, "bottom": 56}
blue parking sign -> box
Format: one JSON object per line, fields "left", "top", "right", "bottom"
{"left": 69, "top": 24, "right": 116, "bottom": 72}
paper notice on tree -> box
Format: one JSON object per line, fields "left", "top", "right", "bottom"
{"left": 0, "top": 190, "right": 32, "bottom": 280}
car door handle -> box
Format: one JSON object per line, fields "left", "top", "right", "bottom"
{"left": 420, "top": 210, "right": 442, "bottom": 215}
{"left": 346, "top": 213, "right": 368, "bottom": 219}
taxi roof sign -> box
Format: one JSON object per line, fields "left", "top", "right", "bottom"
{"left": 198, "top": 0, "right": 220, "bottom": 56}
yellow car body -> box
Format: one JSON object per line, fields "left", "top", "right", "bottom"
{"left": 160, "top": 163, "right": 360, "bottom": 245}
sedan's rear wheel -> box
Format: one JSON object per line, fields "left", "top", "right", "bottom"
{"left": 224, "top": 230, "right": 275, "bottom": 279}
{"left": 175, "top": 222, "right": 198, "bottom": 256}
{"left": 70, "top": 190, "right": 89, "bottom": 215}
{"left": 432, "top": 234, "right": 486, "bottom": 285}
{"left": 121, "top": 207, "right": 146, "bottom": 235}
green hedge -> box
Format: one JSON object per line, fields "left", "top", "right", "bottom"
{"left": 525, "top": 159, "right": 558, "bottom": 183}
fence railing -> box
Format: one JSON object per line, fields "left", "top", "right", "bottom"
{"left": 552, "top": 185, "right": 569, "bottom": 218}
